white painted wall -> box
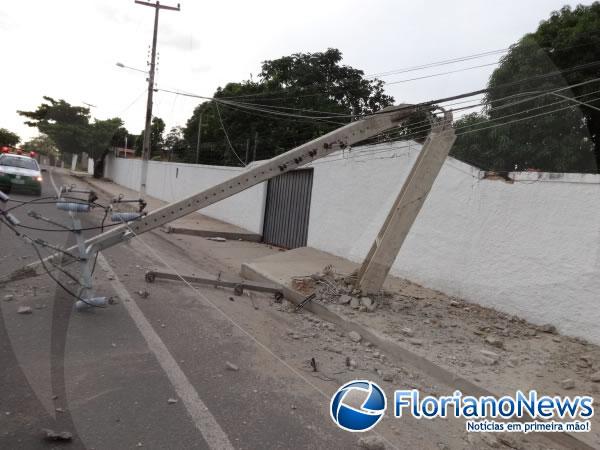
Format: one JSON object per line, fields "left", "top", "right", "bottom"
{"left": 103, "top": 155, "right": 266, "bottom": 234}
{"left": 307, "top": 142, "right": 600, "bottom": 344}
{"left": 104, "top": 144, "right": 600, "bottom": 344}
{"left": 87, "top": 158, "right": 94, "bottom": 175}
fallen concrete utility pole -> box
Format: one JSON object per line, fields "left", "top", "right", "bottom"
{"left": 1, "top": 104, "right": 419, "bottom": 286}
{"left": 356, "top": 110, "right": 456, "bottom": 294}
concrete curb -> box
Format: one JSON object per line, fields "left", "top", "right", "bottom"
{"left": 164, "top": 226, "right": 262, "bottom": 242}
{"left": 241, "top": 262, "right": 595, "bottom": 450}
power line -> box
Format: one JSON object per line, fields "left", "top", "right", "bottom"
{"left": 213, "top": 40, "right": 600, "bottom": 101}
{"left": 365, "top": 48, "right": 507, "bottom": 78}
{"left": 158, "top": 75, "right": 600, "bottom": 164}
{"left": 385, "top": 61, "right": 500, "bottom": 85}
{"left": 214, "top": 101, "right": 246, "bottom": 167}
{"left": 158, "top": 60, "right": 600, "bottom": 123}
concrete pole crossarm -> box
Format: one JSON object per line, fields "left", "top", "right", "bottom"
{"left": 356, "top": 112, "right": 457, "bottom": 294}
{"left": 0, "top": 106, "right": 416, "bottom": 284}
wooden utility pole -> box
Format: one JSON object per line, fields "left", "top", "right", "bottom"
{"left": 135, "top": 0, "right": 180, "bottom": 194}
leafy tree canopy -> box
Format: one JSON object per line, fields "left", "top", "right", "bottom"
{"left": 451, "top": 3, "right": 600, "bottom": 173}
{"left": 0, "top": 128, "right": 20, "bottom": 147}
{"left": 183, "top": 48, "right": 394, "bottom": 165}
{"left": 18, "top": 96, "right": 126, "bottom": 176}
{"left": 21, "top": 134, "right": 58, "bottom": 156}
{"left": 134, "top": 116, "right": 166, "bottom": 158}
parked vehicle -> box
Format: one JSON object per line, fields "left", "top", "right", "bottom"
{"left": 0, "top": 153, "right": 43, "bottom": 195}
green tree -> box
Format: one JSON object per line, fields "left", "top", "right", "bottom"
{"left": 0, "top": 128, "right": 20, "bottom": 147}
{"left": 18, "top": 97, "right": 124, "bottom": 177}
{"left": 21, "top": 134, "right": 58, "bottom": 156}
{"left": 110, "top": 126, "right": 136, "bottom": 149}
{"left": 134, "top": 117, "right": 166, "bottom": 158}
{"left": 183, "top": 49, "right": 394, "bottom": 165}
{"left": 18, "top": 97, "right": 90, "bottom": 156}
{"left": 164, "top": 126, "right": 189, "bottom": 161}
{"left": 451, "top": 4, "right": 600, "bottom": 173}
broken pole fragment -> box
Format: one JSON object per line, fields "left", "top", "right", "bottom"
{"left": 356, "top": 111, "right": 457, "bottom": 294}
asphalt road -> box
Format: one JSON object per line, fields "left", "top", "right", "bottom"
{"left": 0, "top": 169, "right": 473, "bottom": 450}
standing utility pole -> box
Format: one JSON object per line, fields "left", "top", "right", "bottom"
{"left": 252, "top": 131, "right": 258, "bottom": 162}
{"left": 135, "top": 0, "right": 180, "bottom": 194}
{"left": 244, "top": 138, "right": 250, "bottom": 165}
{"left": 195, "top": 110, "right": 203, "bottom": 164}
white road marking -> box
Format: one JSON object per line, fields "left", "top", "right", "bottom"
{"left": 96, "top": 253, "right": 234, "bottom": 450}
{"left": 48, "top": 167, "right": 60, "bottom": 195}
{"left": 50, "top": 170, "right": 231, "bottom": 448}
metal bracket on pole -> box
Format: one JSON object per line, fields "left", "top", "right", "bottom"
{"left": 144, "top": 270, "right": 283, "bottom": 298}
{"left": 56, "top": 188, "right": 108, "bottom": 310}
{"left": 356, "top": 111, "right": 457, "bottom": 294}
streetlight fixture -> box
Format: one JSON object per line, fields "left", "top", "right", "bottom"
{"left": 115, "top": 62, "right": 148, "bottom": 74}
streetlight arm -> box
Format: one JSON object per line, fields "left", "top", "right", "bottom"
{"left": 115, "top": 62, "right": 148, "bottom": 74}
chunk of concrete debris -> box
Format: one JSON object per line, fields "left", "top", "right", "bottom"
{"left": 449, "top": 300, "right": 462, "bottom": 307}
{"left": 350, "top": 297, "right": 360, "bottom": 309}
{"left": 42, "top": 429, "right": 72, "bottom": 442}
{"left": 497, "top": 434, "right": 519, "bottom": 449}
{"left": 560, "top": 378, "right": 575, "bottom": 390}
{"left": 401, "top": 327, "right": 414, "bottom": 337}
{"left": 580, "top": 355, "right": 594, "bottom": 367}
{"left": 478, "top": 349, "right": 499, "bottom": 365}
{"left": 479, "top": 433, "right": 500, "bottom": 448}
{"left": 485, "top": 336, "right": 505, "bottom": 349}
{"left": 358, "top": 435, "right": 386, "bottom": 450}
{"left": 408, "top": 338, "right": 423, "bottom": 346}
{"left": 225, "top": 361, "right": 239, "bottom": 371}
{"left": 382, "top": 371, "right": 395, "bottom": 382}
{"left": 167, "top": 398, "right": 178, "bottom": 404}
{"left": 3, "top": 294, "right": 14, "bottom": 302}
{"left": 137, "top": 290, "right": 149, "bottom": 298}
{"left": 207, "top": 237, "right": 227, "bottom": 242}
{"left": 17, "top": 306, "right": 32, "bottom": 314}
{"left": 348, "top": 331, "right": 362, "bottom": 343}
{"left": 538, "top": 324, "right": 557, "bottom": 334}
{"left": 360, "top": 297, "right": 376, "bottom": 312}
{"left": 324, "top": 346, "right": 342, "bottom": 354}
{"left": 338, "top": 294, "right": 352, "bottom": 305}
{"left": 590, "top": 372, "right": 600, "bottom": 383}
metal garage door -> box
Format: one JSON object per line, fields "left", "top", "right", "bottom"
{"left": 262, "top": 169, "right": 313, "bottom": 249}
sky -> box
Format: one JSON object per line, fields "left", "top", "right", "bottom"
{"left": 0, "top": 0, "right": 592, "bottom": 143}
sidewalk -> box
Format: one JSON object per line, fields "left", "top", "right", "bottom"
{"left": 57, "top": 168, "right": 261, "bottom": 241}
